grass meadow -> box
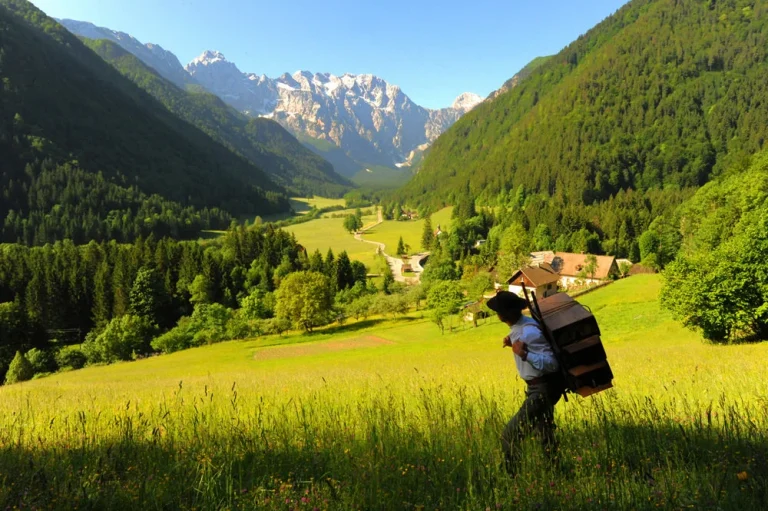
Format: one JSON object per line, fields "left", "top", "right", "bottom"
{"left": 283, "top": 213, "right": 380, "bottom": 268}
{"left": 284, "top": 207, "right": 452, "bottom": 270}
{"left": 289, "top": 198, "right": 347, "bottom": 214}
{"left": 1, "top": 276, "right": 766, "bottom": 510}
{"left": 360, "top": 207, "right": 453, "bottom": 255}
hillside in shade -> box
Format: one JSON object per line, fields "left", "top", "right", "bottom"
{"left": 83, "top": 38, "right": 352, "bottom": 197}
{"left": 0, "top": 0, "right": 290, "bottom": 244}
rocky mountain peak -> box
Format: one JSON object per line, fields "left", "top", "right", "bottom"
{"left": 189, "top": 50, "right": 229, "bottom": 67}
{"left": 452, "top": 92, "right": 484, "bottom": 112}
{"left": 59, "top": 19, "right": 197, "bottom": 89}
{"left": 60, "top": 18, "right": 482, "bottom": 174}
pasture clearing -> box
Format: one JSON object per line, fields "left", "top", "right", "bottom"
{"left": 360, "top": 206, "right": 453, "bottom": 255}
{"left": 289, "top": 197, "right": 347, "bottom": 213}
{"left": 283, "top": 213, "right": 379, "bottom": 267}
{"left": 0, "top": 276, "right": 766, "bottom": 509}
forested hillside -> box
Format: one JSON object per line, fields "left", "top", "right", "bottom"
{"left": 82, "top": 39, "right": 352, "bottom": 198}
{"left": 401, "top": 0, "right": 768, "bottom": 229}
{"left": 488, "top": 55, "right": 553, "bottom": 99}
{"left": 0, "top": 0, "right": 289, "bottom": 244}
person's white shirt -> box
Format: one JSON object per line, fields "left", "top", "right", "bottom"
{"left": 508, "top": 316, "right": 559, "bottom": 381}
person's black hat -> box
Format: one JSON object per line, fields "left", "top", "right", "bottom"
{"left": 486, "top": 291, "right": 528, "bottom": 314}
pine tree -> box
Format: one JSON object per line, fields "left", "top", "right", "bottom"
{"left": 351, "top": 260, "right": 368, "bottom": 286}
{"left": 24, "top": 274, "right": 45, "bottom": 328}
{"left": 189, "top": 274, "right": 215, "bottom": 305}
{"left": 92, "top": 260, "right": 112, "bottom": 327}
{"left": 452, "top": 187, "right": 477, "bottom": 223}
{"left": 396, "top": 236, "right": 406, "bottom": 256}
{"left": 334, "top": 251, "right": 355, "bottom": 291}
{"left": 111, "top": 251, "right": 130, "bottom": 317}
{"left": 129, "top": 267, "right": 161, "bottom": 322}
{"left": 422, "top": 217, "right": 434, "bottom": 251}
{"left": 324, "top": 249, "right": 335, "bottom": 277}
{"left": 308, "top": 249, "right": 325, "bottom": 273}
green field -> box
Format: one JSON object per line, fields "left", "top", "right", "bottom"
{"left": 284, "top": 206, "right": 452, "bottom": 270}
{"left": 320, "top": 207, "right": 375, "bottom": 219}
{"left": 362, "top": 207, "right": 453, "bottom": 254}
{"left": 1, "top": 275, "right": 766, "bottom": 509}
{"left": 289, "top": 197, "right": 347, "bottom": 213}
{"left": 284, "top": 213, "right": 380, "bottom": 267}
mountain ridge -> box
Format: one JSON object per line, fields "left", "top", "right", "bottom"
{"left": 0, "top": 0, "right": 290, "bottom": 245}
{"left": 487, "top": 56, "right": 553, "bottom": 100}
{"left": 80, "top": 38, "right": 352, "bottom": 197}
{"left": 185, "top": 51, "right": 483, "bottom": 173}
{"left": 57, "top": 18, "right": 198, "bottom": 89}
{"left": 57, "top": 19, "right": 482, "bottom": 178}
{"left": 400, "top": 0, "right": 768, "bottom": 208}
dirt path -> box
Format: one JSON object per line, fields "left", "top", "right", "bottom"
{"left": 353, "top": 207, "right": 428, "bottom": 284}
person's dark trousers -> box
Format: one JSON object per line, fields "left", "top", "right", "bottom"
{"left": 501, "top": 376, "right": 565, "bottom": 475}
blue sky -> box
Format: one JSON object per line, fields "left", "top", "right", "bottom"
{"left": 30, "top": 0, "right": 628, "bottom": 109}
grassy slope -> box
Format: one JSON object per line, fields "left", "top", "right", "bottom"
{"left": 4, "top": 275, "right": 763, "bottom": 397}
{"left": 283, "top": 214, "right": 380, "bottom": 267}
{"left": 361, "top": 207, "right": 453, "bottom": 255}
{"left": 283, "top": 206, "right": 452, "bottom": 268}
{"left": 1, "top": 276, "right": 766, "bottom": 509}
{"left": 289, "top": 197, "right": 347, "bottom": 214}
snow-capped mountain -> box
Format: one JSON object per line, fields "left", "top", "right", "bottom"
{"left": 58, "top": 19, "right": 197, "bottom": 89}
{"left": 186, "top": 51, "right": 483, "bottom": 170}
{"left": 452, "top": 92, "right": 485, "bottom": 112}
{"left": 60, "top": 19, "right": 483, "bottom": 175}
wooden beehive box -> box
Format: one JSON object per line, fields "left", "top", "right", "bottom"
{"left": 535, "top": 293, "right": 614, "bottom": 397}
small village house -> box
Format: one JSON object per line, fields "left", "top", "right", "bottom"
{"left": 506, "top": 264, "right": 561, "bottom": 298}
{"left": 549, "top": 252, "right": 619, "bottom": 288}
{"left": 525, "top": 251, "right": 620, "bottom": 289}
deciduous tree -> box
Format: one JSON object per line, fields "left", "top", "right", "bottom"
{"left": 275, "top": 271, "right": 333, "bottom": 332}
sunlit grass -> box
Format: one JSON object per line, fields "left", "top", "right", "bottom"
{"left": 290, "top": 197, "right": 347, "bottom": 213}
{"left": 283, "top": 214, "right": 379, "bottom": 267}
{"left": 0, "top": 276, "right": 766, "bottom": 509}
{"left": 362, "top": 207, "right": 453, "bottom": 254}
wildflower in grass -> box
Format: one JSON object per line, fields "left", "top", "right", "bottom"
{"left": 737, "top": 471, "right": 748, "bottom": 481}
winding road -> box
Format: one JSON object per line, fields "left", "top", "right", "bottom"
{"left": 354, "top": 208, "right": 429, "bottom": 284}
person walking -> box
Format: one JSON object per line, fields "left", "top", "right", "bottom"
{"left": 487, "top": 291, "right": 566, "bottom": 475}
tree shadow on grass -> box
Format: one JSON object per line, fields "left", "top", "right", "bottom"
{"left": 318, "top": 316, "right": 422, "bottom": 337}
